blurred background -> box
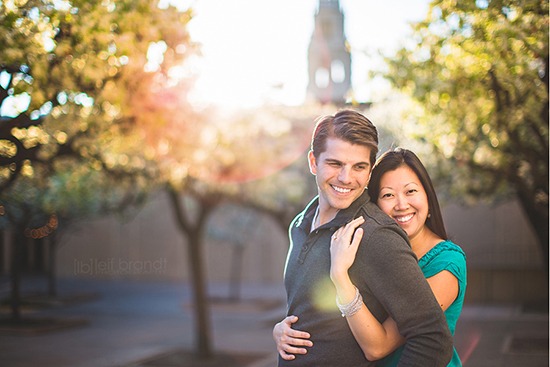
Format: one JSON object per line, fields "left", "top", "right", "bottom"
{"left": 0, "top": 0, "right": 548, "bottom": 366}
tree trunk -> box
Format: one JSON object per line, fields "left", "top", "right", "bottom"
{"left": 187, "top": 231, "right": 212, "bottom": 358}
{"left": 10, "top": 230, "right": 22, "bottom": 321}
{"left": 229, "top": 243, "right": 244, "bottom": 301}
{"left": 48, "top": 232, "right": 57, "bottom": 298}
{"left": 517, "top": 190, "right": 549, "bottom": 280}
{"left": 34, "top": 237, "right": 45, "bottom": 273}
{"left": 0, "top": 229, "right": 4, "bottom": 274}
{"left": 167, "top": 187, "right": 214, "bottom": 359}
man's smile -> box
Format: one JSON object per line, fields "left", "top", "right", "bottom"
{"left": 331, "top": 185, "right": 352, "bottom": 194}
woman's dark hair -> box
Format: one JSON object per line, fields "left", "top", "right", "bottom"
{"left": 368, "top": 148, "right": 448, "bottom": 241}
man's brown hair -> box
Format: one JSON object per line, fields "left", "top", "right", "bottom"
{"left": 311, "top": 109, "right": 379, "bottom": 165}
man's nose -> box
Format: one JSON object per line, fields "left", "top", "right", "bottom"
{"left": 337, "top": 167, "right": 352, "bottom": 184}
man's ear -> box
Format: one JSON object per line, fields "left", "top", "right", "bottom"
{"left": 308, "top": 150, "right": 317, "bottom": 175}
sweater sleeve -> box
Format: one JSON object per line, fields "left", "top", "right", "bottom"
{"left": 361, "top": 227, "right": 454, "bottom": 367}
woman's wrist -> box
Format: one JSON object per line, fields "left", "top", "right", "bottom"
{"left": 330, "top": 272, "right": 349, "bottom": 290}
{"left": 331, "top": 274, "right": 356, "bottom": 304}
{"left": 336, "top": 286, "right": 363, "bottom": 317}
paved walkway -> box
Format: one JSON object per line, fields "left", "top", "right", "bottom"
{"left": 0, "top": 277, "right": 548, "bottom": 367}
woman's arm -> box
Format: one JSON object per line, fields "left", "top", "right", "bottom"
{"left": 426, "top": 270, "right": 459, "bottom": 310}
{"left": 330, "top": 219, "right": 399, "bottom": 360}
{"left": 330, "top": 220, "right": 459, "bottom": 361}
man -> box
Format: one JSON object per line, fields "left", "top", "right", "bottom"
{"left": 273, "top": 110, "right": 453, "bottom": 366}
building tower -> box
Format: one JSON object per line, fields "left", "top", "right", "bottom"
{"left": 307, "top": 0, "right": 351, "bottom": 105}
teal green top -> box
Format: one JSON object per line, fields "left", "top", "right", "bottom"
{"left": 377, "top": 241, "right": 467, "bottom": 367}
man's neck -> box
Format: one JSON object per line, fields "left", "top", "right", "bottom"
{"left": 315, "top": 202, "right": 339, "bottom": 229}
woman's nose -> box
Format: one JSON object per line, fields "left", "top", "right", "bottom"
{"left": 395, "top": 195, "right": 409, "bottom": 210}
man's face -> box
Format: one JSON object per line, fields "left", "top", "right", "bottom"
{"left": 308, "top": 138, "right": 373, "bottom": 217}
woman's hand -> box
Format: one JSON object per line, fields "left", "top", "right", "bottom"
{"left": 330, "top": 216, "right": 365, "bottom": 290}
{"left": 273, "top": 315, "right": 312, "bottom": 360}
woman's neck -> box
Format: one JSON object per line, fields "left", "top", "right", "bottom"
{"left": 410, "top": 227, "right": 443, "bottom": 260}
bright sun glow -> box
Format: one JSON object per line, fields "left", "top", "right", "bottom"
{"left": 170, "top": 0, "right": 432, "bottom": 110}
{"left": 0, "top": 0, "right": 433, "bottom": 117}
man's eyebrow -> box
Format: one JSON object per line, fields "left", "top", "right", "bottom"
{"left": 354, "top": 161, "right": 370, "bottom": 167}
{"left": 324, "top": 158, "right": 370, "bottom": 167}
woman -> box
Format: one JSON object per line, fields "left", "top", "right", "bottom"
{"left": 274, "top": 148, "right": 466, "bottom": 366}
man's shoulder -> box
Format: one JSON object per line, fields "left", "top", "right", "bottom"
{"left": 290, "top": 209, "right": 306, "bottom": 229}
{"left": 356, "top": 201, "right": 410, "bottom": 245}
{"left": 358, "top": 200, "right": 399, "bottom": 227}
{"left": 289, "top": 196, "right": 318, "bottom": 232}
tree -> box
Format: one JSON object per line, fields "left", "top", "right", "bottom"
{"left": 380, "top": 0, "right": 549, "bottom": 269}
{"left": 0, "top": 159, "right": 151, "bottom": 320}
{"left": 0, "top": 0, "right": 194, "bottom": 192}
{"left": 152, "top": 103, "right": 323, "bottom": 359}
{"left": 0, "top": 0, "right": 196, "bottom": 328}
{"left": 186, "top": 105, "right": 322, "bottom": 232}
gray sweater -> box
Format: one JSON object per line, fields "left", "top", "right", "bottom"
{"left": 279, "top": 190, "right": 453, "bottom": 367}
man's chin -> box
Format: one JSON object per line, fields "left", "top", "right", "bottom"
{"left": 329, "top": 197, "right": 356, "bottom": 211}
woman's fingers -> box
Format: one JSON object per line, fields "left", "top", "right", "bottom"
{"left": 274, "top": 315, "right": 312, "bottom": 360}
{"left": 283, "top": 332, "right": 312, "bottom": 346}
{"left": 349, "top": 216, "right": 365, "bottom": 225}
{"left": 285, "top": 329, "right": 311, "bottom": 341}
{"left": 280, "top": 320, "right": 312, "bottom": 347}
{"left": 278, "top": 342, "right": 310, "bottom": 360}
{"left": 330, "top": 217, "right": 365, "bottom": 277}
{"left": 350, "top": 227, "right": 364, "bottom": 250}
{"left": 280, "top": 344, "right": 309, "bottom": 356}
{"left": 278, "top": 350, "right": 296, "bottom": 360}
{"left": 332, "top": 216, "right": 364, "bottom": 245}
{"left": 342, "top": 216, "right": 365, "bottom": 235}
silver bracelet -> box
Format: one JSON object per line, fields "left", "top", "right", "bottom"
{"left": 336, "top": 286, "right": 363, "bottom": 317}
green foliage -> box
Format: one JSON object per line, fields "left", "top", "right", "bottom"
{"left": 0, "top": 162, "right": 146, "bottom": 234}
{"left": 380, "top": 0, "right": 548, "bottom": 210}
{"left": 0, "top": 0, "right": 196, "bottom": 227}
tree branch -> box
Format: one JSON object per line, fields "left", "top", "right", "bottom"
{"left": 167, "top": 184, "right": 191, "bottom": 235}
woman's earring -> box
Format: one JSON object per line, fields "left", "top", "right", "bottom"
{"left": 427, "top": 212, "right": 431, "bottom": 218}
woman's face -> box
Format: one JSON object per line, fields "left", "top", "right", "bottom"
{"left": 377, "top": 165, "right": 430, "bottom": 242}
